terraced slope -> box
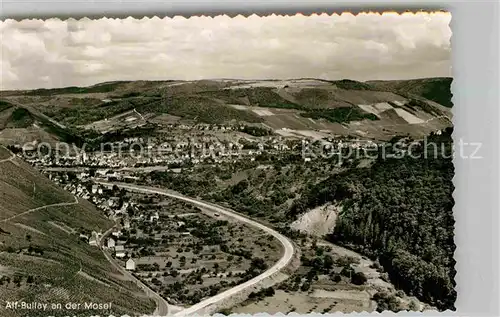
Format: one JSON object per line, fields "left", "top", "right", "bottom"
{"left": 0, "top": 147, "right": 155, "bottom": 317}
{"left": 367, "top": 77, "right": 453, "bottom": 108}
{"left": 0, "top": 77, "right": 453, "bottom": 140}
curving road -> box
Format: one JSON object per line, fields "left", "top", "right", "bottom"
{"left": 99, "top": 182, "right": 295, "bottom": 317}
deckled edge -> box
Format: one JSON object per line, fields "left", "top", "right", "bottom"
{"left": 0, "top": 9, "right": 456, "bottom": 317}
{"left": 449, "top": 10, "right": 459, "bottom": 315}
{"left": 0, "top": 10, "right": 451, "bottom": 23}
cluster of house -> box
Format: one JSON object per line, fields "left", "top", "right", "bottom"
{"left": 43, "top": 176, "right": 130, "bottom": 218}
{"left": 16, "top": 125, "right": 304, "bottom": 170}
{"left": 46, "top": 171, "right": 167, "bottom": 232}
{"left": 162, "top": 123, "right": 237, "bottom": 132}
{"left": 79, "top": 230, "right": 103, "bottom": 246}
{"left": 106, "top": 236, "right": 136, "bottom": 270}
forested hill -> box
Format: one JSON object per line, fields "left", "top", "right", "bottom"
{"left": 367, "top": 77, "right": 453, "bottom": 108}
{"left": 289, "top": 128, "right": 456, "bottom": 310}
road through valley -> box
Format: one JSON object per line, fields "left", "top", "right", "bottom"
{"left": 100, "top": 182, "right": 295, "bottom": 316}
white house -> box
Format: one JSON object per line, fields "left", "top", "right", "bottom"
{"left": 89, "top": 236, "right": 97, "bottom": 246}
{"left": 150, "top": 212, "right": 159, "bottom": 223}
{"left": 115, "top": 245, "right": 124, "bottom": 252}
{"left": 115, "top": 245, "right": 125, "bottom": 257}
{"left": 115, "top": 250, "right": 126, "bottom": 258}
{"left": 89, "top": 231, "right": 99, "bottom": 246}
{"left": 107, "top": 238, "right": 115, "bottom": 249}
{"left": 126, "top": 258, "right": 136, "bottom": 271}
{"left": 119, "top": 202, "right": 130, "bottom": 214}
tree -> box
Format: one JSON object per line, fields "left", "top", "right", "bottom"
{"left": 315, "top": 247, "right": 324, "bottom": 256}
{"left": 323, "top": 255, "right": 334, "bottom": 270}
{"left": 250, "top": 258, "right": 267, "bottom": 271}
{"left": 294, "top": 135, "right": 456, "bottom": 310}
{"left": 332, "top": 274, "right": 342, "bottom": 283}
{"left": 351, "top": 272, "right": 367, "bottom": 285}
{"left": 263, "top": 287, "right": 275, "bottom": 297}
{"left": 300, "top": 282, "right": 311, "bottom": 292}
{"left": 373, "top": 291, "right": 401, "bottom": 313}
{"left": 409, "top": 300, "right": 419, "bottom": 311}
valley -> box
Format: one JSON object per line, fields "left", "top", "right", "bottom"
{"left": 0, "top": 77, "right": 454, "bottom": 315}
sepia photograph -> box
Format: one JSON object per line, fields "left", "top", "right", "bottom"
{"left": 0, "top": 12, "right": 455, "bottom": 316}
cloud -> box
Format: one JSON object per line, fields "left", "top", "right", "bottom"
{"left": 0, "top": 12, "right": 452, "bottom": 90}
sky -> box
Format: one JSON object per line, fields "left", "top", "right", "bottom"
{"left": 0, "top": 12, "right": 452, "bottom": 90}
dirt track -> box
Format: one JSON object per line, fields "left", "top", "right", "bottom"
{"left": 0, "top": 196, "right": 78, "bottom": 223}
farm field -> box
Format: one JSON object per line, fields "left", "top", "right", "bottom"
{"left": 111, "top": 193, "right": 283, "bottom": 307}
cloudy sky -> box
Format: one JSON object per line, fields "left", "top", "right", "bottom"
{"left": 0, "top": 12, "right": 451, "bottom": 90}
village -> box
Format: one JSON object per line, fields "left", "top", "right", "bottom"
{"left": 6, "top": 118, "right": 424, "bottom": 174}
{"left": 36, "top": 166, "right": 284, "bottom": 307}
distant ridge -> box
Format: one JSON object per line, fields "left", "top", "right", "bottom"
{"left": 0, "top": 77, "right": 453, "bottom": 142}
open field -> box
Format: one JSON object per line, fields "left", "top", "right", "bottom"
{"left": 232, "top": 289, "right": 373, "bottom": 314}
{"left": 110, "top": 193, "right": 283, "bottom": 307}
{"left": 97, "top": 182, "right": 295, "bottom": 316}
{"left": 231, "top": 238, "right": 424, "bottom": 314}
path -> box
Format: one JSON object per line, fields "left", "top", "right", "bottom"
{"left": 0, "top": 196, "right": 79, "bottom": 223}
{"left": 99, "top": 182, "right": 295, "bottom": 317}
{"left": 0, "top": 153, "right": 15, "bottom": 164}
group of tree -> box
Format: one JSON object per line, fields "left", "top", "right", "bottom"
{"left": 289, "top": 129, "right": 456, "bottom": 310}
{"left": 248, "top": 287, "right": 275, "bottom": 300}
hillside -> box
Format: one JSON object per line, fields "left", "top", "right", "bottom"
{"left": 0, "top": 100, "right": 85, "bottom": 147}
{"left": 136, "top": 127, "right": 455, "bottom": 311}
{"left": 367, "top": 77, "right": 453, "bottom": 108}
{"left": 1, "top": 77, "right": 453, "bottom": 140}
{"left": 289, "top": 129, "right": 456, "bottom": 310}
{"left": 0, "top": 147, "right": 155, "bottom": 317}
